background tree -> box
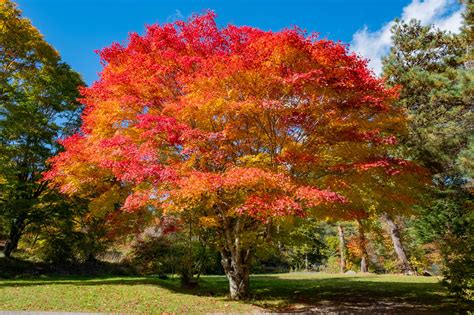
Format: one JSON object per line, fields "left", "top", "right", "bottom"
{"left": 382, "top": 6, "right": 473, "bottom": 298}
{"left": 282, "top": 218, "right": 330, "bottom": 271}
{"left": 0, "top": 0, "right": 84, "bottom": 257}
{"left": 383, "top": 19, "right": 471, "bottom": 179}
{"left": 319, "top": 157, "right": 428, "bottom": 273}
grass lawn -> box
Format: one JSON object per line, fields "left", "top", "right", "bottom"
{"left": 0, "top": 273, "right": 470, "bottom": 313}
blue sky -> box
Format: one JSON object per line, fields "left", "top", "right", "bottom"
{"left": 16, "top": 0, "right": 463, "bottom": 84}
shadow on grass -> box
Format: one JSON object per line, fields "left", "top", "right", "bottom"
{"left": 1, "top": 274, "right": 471, "bottom": 313}
{"left": 247, "top": 275, "right": 462, "bottom": 313}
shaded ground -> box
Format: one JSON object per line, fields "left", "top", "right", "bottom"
{"left": 0, "top": 257, "right": 132, "bottom": 278}
{"left": 0, "top": 273, "right": 471, "bottom": 313}
{"left": 249, "top": 273, "right": 470, "bottom": 314}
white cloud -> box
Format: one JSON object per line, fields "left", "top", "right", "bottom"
{"left": 351, "top": 0, "right": 464, "bottom": 75}
{"left": 436, "top": 9, "right": 464, "bottom": 33}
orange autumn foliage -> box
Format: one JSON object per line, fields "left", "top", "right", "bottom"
{"left": 45, "top": 11, "right": 423, "bottom": 238}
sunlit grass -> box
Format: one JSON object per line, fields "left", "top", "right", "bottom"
{"left": 0, "top": 273, "right": 469, "bottom": 313}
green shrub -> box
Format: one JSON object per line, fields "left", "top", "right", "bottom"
{"left": 415, "top": 192, "right": 473, "bottom": 300}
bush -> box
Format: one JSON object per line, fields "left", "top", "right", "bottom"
{"left": 251, "top": 245, "right": 289, "bottom": 274}
{"left": 415, "top": 192, "right": 473, "bottom": 300}
{"left": 128, "top": 233, "right": 223, "bottom": 278}
{"left": 33, "top": 226, "right": 107, "bottom": 264}
{"left": 128, "top": 235, "right": 177, "bottom": 275}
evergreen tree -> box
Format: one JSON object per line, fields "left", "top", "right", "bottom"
{"left": 382, "top": 5, "right": 473, "bottom": 298}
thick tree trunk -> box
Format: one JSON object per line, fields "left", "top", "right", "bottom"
{"left": 220, "top": 248, "right": 251, "bottom": 300}
{"left": 3, "top": 215, "right": 26, "bottom": 258}
{"left": 218, "top": 216, "right": 252, "bottom": 300}
{"left": 382, "top": 213, "right": 412, "bottom": 273}
{"left": 356, "top": 220, "right": 369, "bottom": 273}
{"left": 337, "top": 225, "right": 346, "bottom": 273}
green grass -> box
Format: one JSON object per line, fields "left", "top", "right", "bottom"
{"left": 0, "top": 273, "right": 470, "bottom": 313}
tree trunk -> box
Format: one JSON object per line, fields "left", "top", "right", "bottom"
{"left": 360, "top": 256, "right": 368, "bottom": 273}
{"left": 337, "top": 224, "right": 346, "bottom": 273}
{"left": 356, "top": 220, "right": 369, "bottom": 273}
{"left": 382, "top": 213, "right": 412, "bottom": 273}
{"left": 220, "top": 248, "right": 251, "bottom": 300}
{"left": 3, "top": 215, "right": 26, "bottom": 258}
{"left": 218, "top": 216, "right": 253, "bottom": 300}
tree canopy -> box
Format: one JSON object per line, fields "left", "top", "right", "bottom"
{"left": 0, "top": 0, "right": 84, "bottom": 257}
{"left": 46, "top": 12, "right": 424, "bottom": 299}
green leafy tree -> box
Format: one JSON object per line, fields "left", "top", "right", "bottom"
{"left": 284, "top": 218, "right": 332, "bottom": 271}
{"left": 0, "top": 0, "right": 84, "bottom": 257}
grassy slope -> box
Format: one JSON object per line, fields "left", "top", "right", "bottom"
{"left": 0, "top": 273, "right": 470, "bottom": 313}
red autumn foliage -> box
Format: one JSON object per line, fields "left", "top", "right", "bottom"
{"left": 46, "top": 11, "right": 422, "bottom": 229}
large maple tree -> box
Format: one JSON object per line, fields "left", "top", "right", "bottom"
{"left": 47, "top": 12, "right": 417, "bottom": 299}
